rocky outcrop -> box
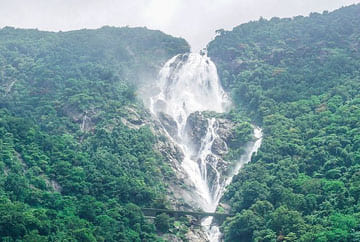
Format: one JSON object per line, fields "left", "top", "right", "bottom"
{"left": 80, "top": 114, "right": 93, "bottom": 132}
{"left": 183, "top": 112, "right": 238, "bottom": 206}
{"left": 63, "top": 107, "right": 97, "bottom": 132}
{"left": 211, "top": 138, "right": 228, "bottom": 156}
{"left": 45, "top": 178, "right": 62, "bottom": 193}
{"left": 138, "top": 103, "right": 247, "bottom": 241}
{"left": 4, "top": 80, "right": 17, "bottom": 96}
{"left": 120, "top": 106, "right": 147, "bottom": 130}
{"left": 156, "top": 111, "right": 238, "bottom": 214}
{"left": 205, "top": 154, "right": 229, "bottom": 196}
{"left": 186, "top": 227, "right": 209, "bottom": 242}
{"left": 184, "top": 112, "right": 210, "bottom": 153}
{"left": 154, "top": 125, "right": 204, "bottom": 211}
{"left": 124, "top": 107, "right": 144, "bottom": 125}
{"left": 158, "top": 112, "right": 179, "bottom": 139}
{"left": 185, "top": 112, "right": 235, "bottom": 157}
{"left": 215, "top": 118, "right": 235, "bottom": 146}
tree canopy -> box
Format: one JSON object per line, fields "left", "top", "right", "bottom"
{"left": 0, "top": 26, "right": 189, "bottom": 241}
{"left": 208, "top": 4, "right": 360, "bottom": 241}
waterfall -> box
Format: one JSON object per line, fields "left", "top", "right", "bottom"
{"left": 201, "top": 127, "right": 262, "bottom": 241}
{"left": 147, "top": 53, "right": 262, "bottom": 241}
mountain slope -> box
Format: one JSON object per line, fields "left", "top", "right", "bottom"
{"left": 208, "top": 4, "right": 360, "bottom": 241}
{"left": 0, "top": 26, "right": 189, "bottom": 241}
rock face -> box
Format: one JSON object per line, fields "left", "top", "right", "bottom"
{"left": 186, "top": 227, "right": 209, "bottom": 242}
{"left": 63, "top": 107, "right": 97, "bottom": 133}
{"left": 80, "top": 114, "right": 93, "bottom": 132}
{"left": 158, "top": 112, "right": 179, "bottom": 139}
{"left": 120, "top": 106, "right": 147, "bottom": 130}
{"left": 185, "top": 111, "right": 234, "bottom": 161}
{"left": 216, "top": 119, "right": 235, "bottom": 144}
{"left": 184, "top": 112, "right": 209, "bottom": 152}
{"left": 183, "top": 112, "right": 238, "bottom": 209}
{"left": 139, "top": 107, "right": 240, "bottom": 241}
{"left": 211, "top": 138, "right": 228, "bottom": 156}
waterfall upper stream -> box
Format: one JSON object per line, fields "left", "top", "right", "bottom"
{"left": 147, "top": 53, "right": 262, "bottom": 241}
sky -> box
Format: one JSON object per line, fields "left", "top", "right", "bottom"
{"left": 0, "top": 0, "right": 359, "bottom": 51}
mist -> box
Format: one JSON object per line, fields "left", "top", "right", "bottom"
{"left": 0, "top": 0, "right": 359, "bottom": 51}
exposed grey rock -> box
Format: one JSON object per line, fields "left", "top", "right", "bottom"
{"left": 80, "top": 114, "right": 94, "bottom": 132}
{"left": 216, "top": 118, "right": 235, "bottom": 144}
{"left": 158, "top": 112, "right": 179, "bottom": 138}
{"left": 185, "top": 112, "right": 209, "bottom": 153}
{"left": 150, "top": 117, "right": 198, "bottom": 211}
{"left": 205, "top": 154, "right": 228, "bottom": 196}
{"left": 142, "top": 107, "right": 246, "bottom": 241}
{"left": 63, "top": 107, "right": 97, "bottom": 132}
{"left": 154, "top": 132, "right": 184, "bottom": 172}
{"left": 186, "top": 227, "right": 209, "bottom": 242}
{"left": 218, "top": 202, "right": 231, "bottom": 214}
{"left": 15, "top": 151, "right": 27, "bottom": 172}
{"left": 124, "top": 106, "right": 144, "bottom": 125}
{"left": 4, "top": 80, "right": 17, "bottom": 96}
{"left": 162, "top": 234, "right": 183, "bottom": 242}
{"left": 211, "top": 138, "right": 228, "bottom": 155}
{"left": 118, "top": 106, "right": 149, "bottom": 130}
{"left": 206, "top": 162, "right": 218, "bottom": 195}
{"left": 45, "top": 178, "right": 62, "bottom": 193}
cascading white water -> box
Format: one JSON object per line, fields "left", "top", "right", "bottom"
{"left": 201, "top": 127, "right": 263, "bottom": 241}
{"left": 148, "top": 53, "right": 262, "bottom": 241}
{"left": 150, "top": 53, "right": 230, "bottom": 210}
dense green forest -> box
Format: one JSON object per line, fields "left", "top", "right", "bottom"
{"left": 0, "top": 26, "right": 189, "bottom": 241}
{"left": 208, "top": 4, "right": 360, "bottom": 241}
{"left": 1, "top": 4, "right": 360, "bottom": 242}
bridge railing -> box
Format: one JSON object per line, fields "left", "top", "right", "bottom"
{"left": 141, "top": 208, "right": 233, "bottom": 224}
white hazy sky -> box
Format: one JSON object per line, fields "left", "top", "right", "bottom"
{"left": 0, "top": 0, "right": 359, "bottom": 51}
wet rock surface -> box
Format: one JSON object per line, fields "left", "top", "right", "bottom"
{"left": 211, "top": 138, "right": 228, "bottom": 155}
{"left": 215, "top": 118, "right": 235, "bottom": 145}
{"left": 185, "top": 112, "right": 235, "bottom": 157}
{"left": 143, "top": 53, "right": 250, "bottom": 242}
{"left": 185, "top": 112, "right": 209, "bottom": 152}
{"left": 63, "top": 106, "right": 98, "bottom": 132}
{"left": 158, "top": 112, "right": 179, "bottom": 139}
{"left": 186, "top": 227, "right": 209, "bottom": 242}
{"left": 205, "top": 154, "right": 228, "bottom": 196}
{"left": 158, "top": 112, "right": 236, "bottom": 213}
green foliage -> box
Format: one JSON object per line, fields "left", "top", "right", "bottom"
{"left": 225, "top": 121, "right": 254, "bottom": 161}
{"left": 208, "top": 4, "right": 360, "bottom": 241}
{"left": 224, "top": 210, "right": 264, "bottom": 242}
{"left": 229, "top": 122, "right": 253, "bottom": 148}
{"left": 154, "top": 213, "right": 171, "bottom": 233}
{"left": 0, "top": 26, "right": 189, "bottom": 240}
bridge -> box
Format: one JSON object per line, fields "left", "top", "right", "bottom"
{"left": 141, "top": 208, "right": 233, "bottom": 224}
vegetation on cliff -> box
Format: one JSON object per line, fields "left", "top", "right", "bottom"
{"left": 208, "top": 4, "right": 360, "bottom": 241}
{"left": 0, "top": 26, "right": 189, "bottom": 241}
{"left": 2, "top": 3, "right": 360, "bottom": 241}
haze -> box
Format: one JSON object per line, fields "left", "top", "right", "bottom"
{"left": 0, "top": 0, "right": 359, "bottom": 51}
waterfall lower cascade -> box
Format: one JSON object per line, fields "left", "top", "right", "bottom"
{"left": 148, "top": 53, "right": 262, "bottom": 241}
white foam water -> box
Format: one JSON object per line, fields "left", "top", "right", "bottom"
{"left": 202, "top": 127, "right": 263, "bottom": 242}
{"left": 148, "top": 53, "right": 262, "bottom": 241}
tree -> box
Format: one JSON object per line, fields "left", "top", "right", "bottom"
{"left": 224, "top": 210, "right": 263, "bottom": 242}
{"left": 154, "top": 213, "right": 170, "bottom": 233}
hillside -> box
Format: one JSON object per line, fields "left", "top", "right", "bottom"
{"left": 1, "top": 4, "right": 360, "bottom": 242}
{"left": 0, "top": 26, "right": 189, "bottom": 241}
{"left": 208, "top": 4, "right": 360, "bottom": 241}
